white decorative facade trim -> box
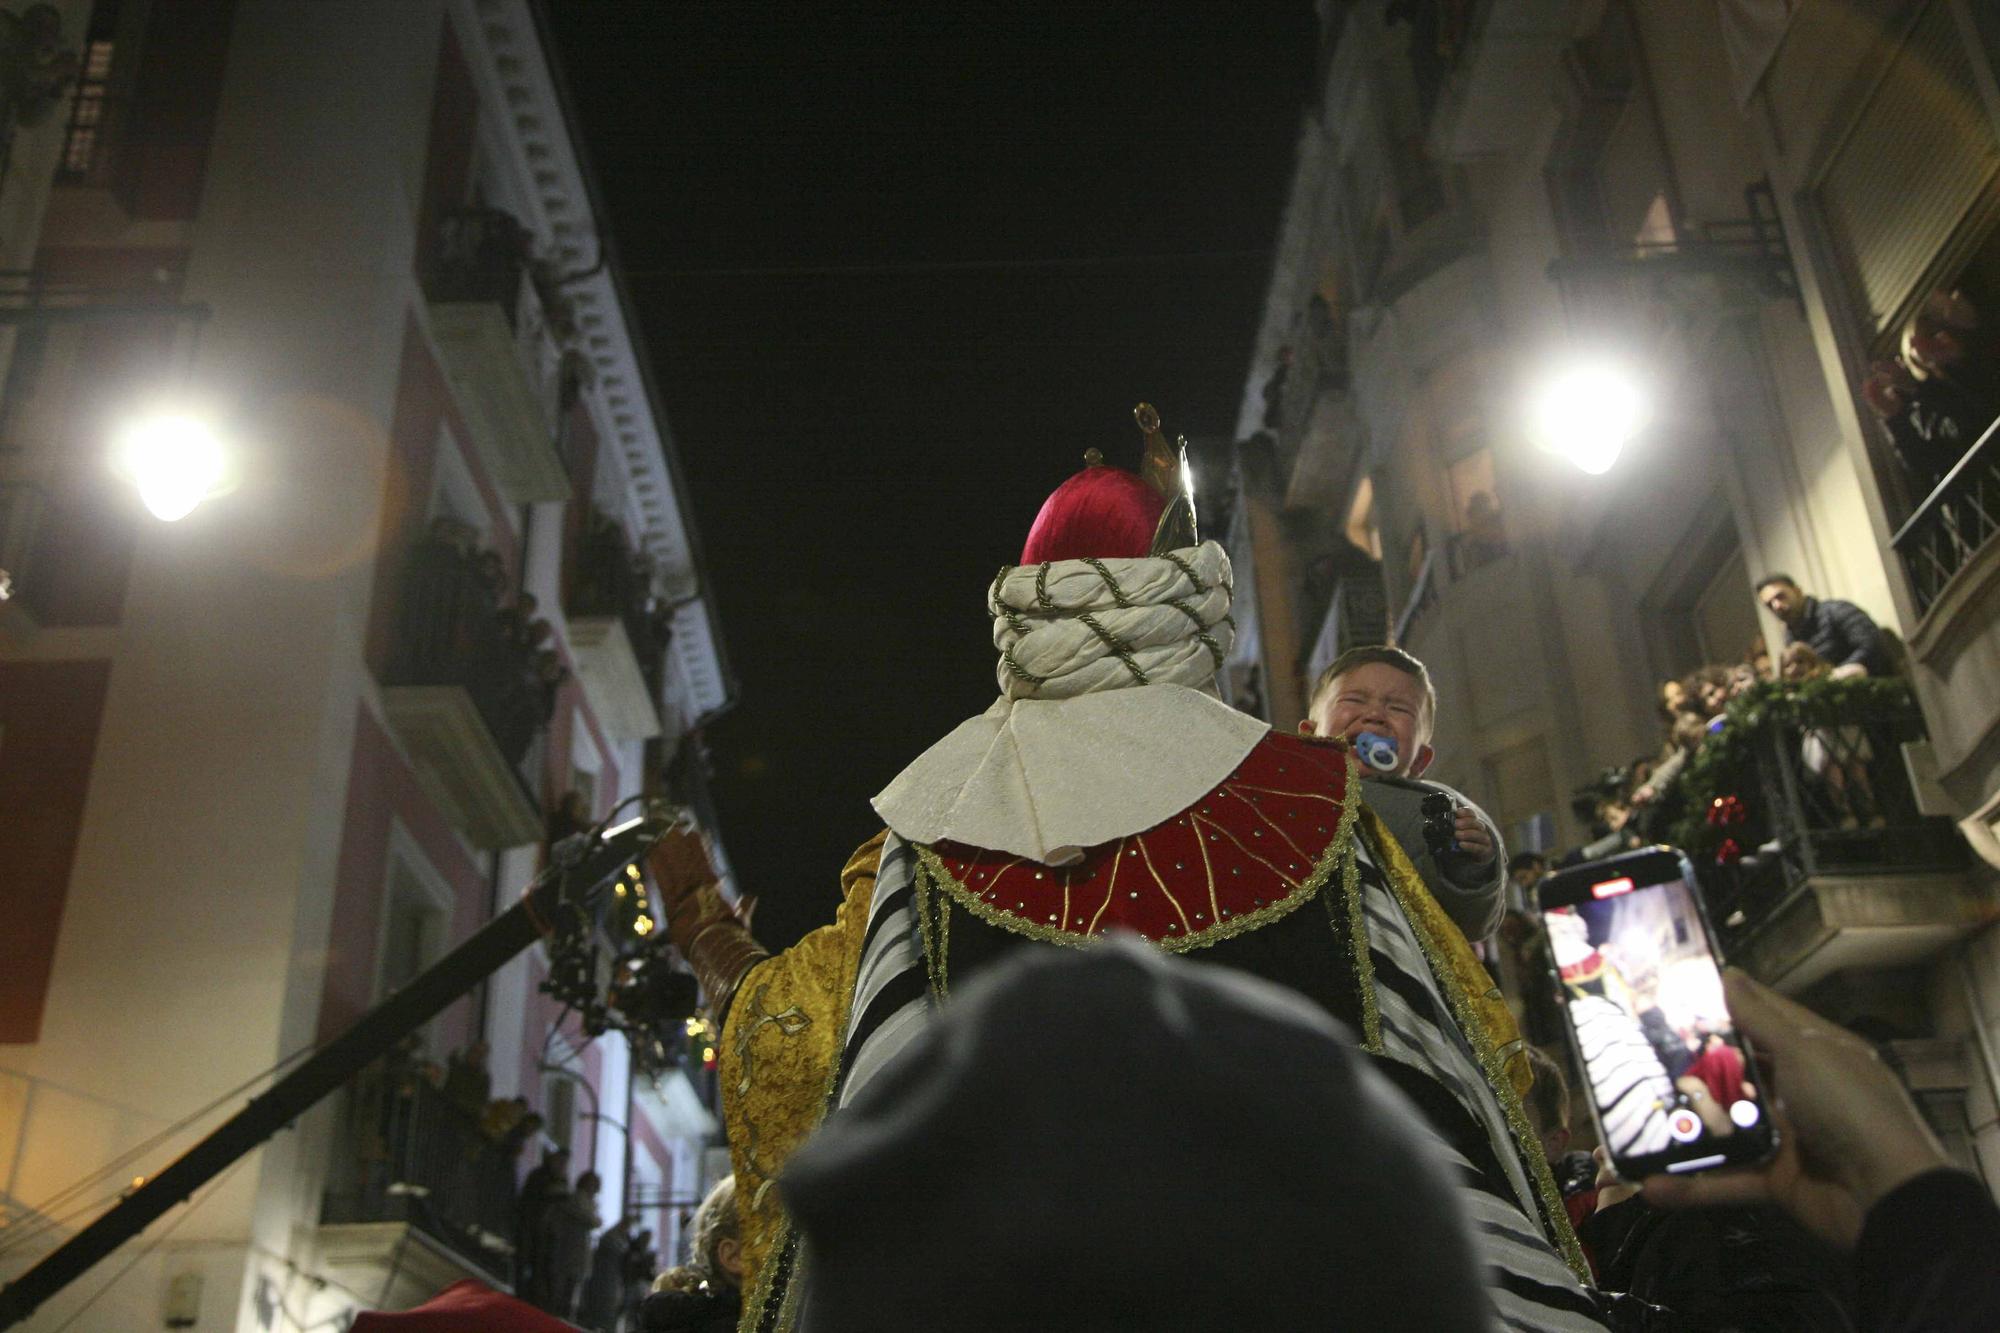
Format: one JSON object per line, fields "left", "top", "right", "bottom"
{"left": 454, "top": 0, "right": 732, "bottom": 721}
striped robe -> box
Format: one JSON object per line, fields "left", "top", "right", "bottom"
{"left": 776, "top": 831, "right": 1610, "bottom": 1333}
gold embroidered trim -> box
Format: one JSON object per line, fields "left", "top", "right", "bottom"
{"left": 1339, "top": 843, "right": 1383, "bottom": 1053}
{"left": 1360, "top": 810, "right": 1592, "bottom": 1284}
{"left": 914, "top": 864, "right": 952, "bottom": 999}
{"left": 916, "top": 747, "right": 1361, "bottom": 956}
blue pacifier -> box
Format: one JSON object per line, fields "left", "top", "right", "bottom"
{"left": 1353, "top": 730, "right": 1400, "bottom": 772}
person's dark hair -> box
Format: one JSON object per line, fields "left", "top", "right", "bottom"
{"left": 1754, "top": 572, "right": 1799, "bottom": 593}
{"left": 576, "top": 1170, "right": 602, "bottom": 1193}
{"left": 1523, "top": 1046, "right": 1571, "bottom": 1138}
{"left": 1310, "top": 644, "right": 1438, "bottom": 733}
{"left": 1683, "top": 664, "right": 1732, "bottom": 700}
{"left": 1507, "top": 851, "right": 1547, "bottom": 876}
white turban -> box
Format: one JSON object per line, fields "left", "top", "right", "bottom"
{"left": 874, "top": 541, "right": 1269, "bottom": 865}
{"left": 990, "top": 542, "right": 1235, "bottom": 699}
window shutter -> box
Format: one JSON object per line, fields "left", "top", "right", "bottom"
{"left": 1817, "top": 0, "right": 2000, "bottom": 335}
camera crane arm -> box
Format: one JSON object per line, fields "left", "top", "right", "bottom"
{"left": 0, "top": 808, "right": 686, "bottom": 1330}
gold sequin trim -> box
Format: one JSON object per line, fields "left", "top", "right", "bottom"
{"left": 915, "top": 746, "right": 1362, "bottom": 956}
{"left": 1339, "top": 842, "right": 1382, "bottom": 1053}
{"left": 914, "top": 864, "right": 952, "bottom": 999}
{"left": 1360, "top": 810, "right": 1592, "bottom": 1284}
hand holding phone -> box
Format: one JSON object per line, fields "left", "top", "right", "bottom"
{"left": 1537, "top": 848, "right": 1777, "bottom": 1182}
{"left": 1640, "top": 969, "right": 1951, "bottom": 1250}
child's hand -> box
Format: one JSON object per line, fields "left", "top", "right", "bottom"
{"left": 1452, "top": 808, "right": 1493, "bottom": 863}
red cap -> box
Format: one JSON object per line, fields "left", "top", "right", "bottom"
{"left": 1019, "top": 464, "right": 1166, "bottom": 564}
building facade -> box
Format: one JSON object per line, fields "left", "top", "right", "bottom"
{"left": 1232, "top": 0, "right": 2000, "bottom": 1192}
{"left": 0, "top": 1, "right": 735, "bottom": 1328}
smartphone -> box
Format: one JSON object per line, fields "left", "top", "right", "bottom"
{"left": 1535, "top": 846, "right": 1777, "bottom": 1180}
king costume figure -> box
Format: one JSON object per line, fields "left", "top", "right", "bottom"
{"left": 647, "top": 406, "right": 1606, "bottom": 1331}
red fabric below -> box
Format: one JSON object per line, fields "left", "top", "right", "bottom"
{"left": 1685, "top": 1039, "right": 1748, "bottom": 1108}
{"left": 1019, "top": 465, "right": 1166, "bottom": 564}
{"left": 349, "top": 1280, "right": 577, "bottom": 1332}
{"left": 931, "top": 732, "right": 1355, "bottom": 944}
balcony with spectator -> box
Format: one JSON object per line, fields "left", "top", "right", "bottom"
{"left": 320, "top": 1038, "right": 547, "bottom": 1308}
{"left": 377, "top": 516, "right": 563, "bottom": 849}
{"left": 564, "top": 508, "right": 672, "bottom": 743}
{"left": 1544, "top": 643, "right": 1978, "bottom": 997}
{"left": 421, "top": 205, "right": 574, "bottom": 504}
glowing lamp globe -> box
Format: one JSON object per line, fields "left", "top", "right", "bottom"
{"left": 113, "top": 414, "right": 228, "bottom": 521}
{"left": 1529, "top": 362, "right": 1648, "bottom": 476}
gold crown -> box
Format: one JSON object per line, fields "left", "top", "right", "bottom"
{"left": 1133, "top": 402, "right": 1199, "bottom": 555}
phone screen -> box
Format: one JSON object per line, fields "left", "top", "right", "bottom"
{"left": 1537, "top": 848, "right": 1776, "bottom": 1178}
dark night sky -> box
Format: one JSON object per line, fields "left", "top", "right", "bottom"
{"left": 545, "top": 2, "right": 1317, "bottom": 949}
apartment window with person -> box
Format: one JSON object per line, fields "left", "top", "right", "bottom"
{"left": 1822, "top": 0, "right": 2000, "bottom": 508}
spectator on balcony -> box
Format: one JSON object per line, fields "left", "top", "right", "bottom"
{"left": 1688, "top": 666, "right": 1732, "bottom": 727}
{"left": 1507, "top": 850, "right": 1548, "bottom": 913}
{"left": 443, "top": 1040, "right": 492, "bottom": 1118}
{"left": 1746, "top": 637, "right": 1775, "bottom": 683}
{"left": 1862, "top": 289, "right": 2000, "bottom": 495}
{"left": 1756, "top": 574, "right": 1892, "bottom": 679}
{"left": 1782, "top": 643, "right": 1885, "bottom": 830}
{"left": 1576, "top": 795, "right": 1641, "bottom": 863}
{"left": 482, "top": 1096, "right": 544, "bottom": 1158}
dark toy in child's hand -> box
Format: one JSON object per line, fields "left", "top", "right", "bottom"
{"left": 1421, "top": 791, "right": 1460, "bottom": 858}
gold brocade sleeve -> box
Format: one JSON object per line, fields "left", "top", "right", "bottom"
{"left": 718, "top": 829, "right": 888, "bottom": 1293}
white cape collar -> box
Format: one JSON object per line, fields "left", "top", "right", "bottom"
{"left": 870, "top": 683, "right": 1270, "bottom": 866}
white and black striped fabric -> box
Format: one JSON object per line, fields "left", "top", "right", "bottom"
{"left": 834, "top": 833, "right": 931, "bottom": 1109}
{"left": 1570, "top": 994, "right": 1675, "bottom": 1159}
{"left": 1353, "top": 834, "right": 1607, "bottom": 1332}
{"left": 791, "top": 830, "right": 1606, "bottom": 1331}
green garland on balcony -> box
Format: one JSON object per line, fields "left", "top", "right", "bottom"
{"left": 1666, "top": 675, "right": 1918, "bottom": 857}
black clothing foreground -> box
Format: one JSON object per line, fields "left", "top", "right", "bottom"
{"left": 639, "top": 1282, "right": 742, "bottom": 1333}
{"left": 1578, "top": 1197, "right": 1856, "bottom": 1330}
{"left": 1784, "top": 596, "right": 1892, "bottom": 677}
{"left": 779, "top": 938, "right": 1494, "bottom": 1332}
{"left": 1857, "top": 1168, "right": 2000, "bottom": 1333}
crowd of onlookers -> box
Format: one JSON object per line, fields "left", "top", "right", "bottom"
{"left": 1551, "top": 573, "right": 1899, "bottom": 871}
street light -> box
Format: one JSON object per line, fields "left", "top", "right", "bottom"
{"left": 1528, "top": 359, "right": 1649, "bottom": 475}
{"left": 111, "top": 413, "right": 228, "bottom": 521}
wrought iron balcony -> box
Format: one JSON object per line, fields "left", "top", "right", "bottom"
{"left": 320, "top": 1062, "right": 523, "bottom": 1291}
{"left": 1683, "top": 688, "right": 1981, "bottom": 993}
{"left": 1891, "top": 413, "right": 2000, "bottom": 621}
{"left": 379, "top": 525, "right": 554, "bottom": 848}
{"left": 422, "top": 207, "right": 572, "bottom": 504}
